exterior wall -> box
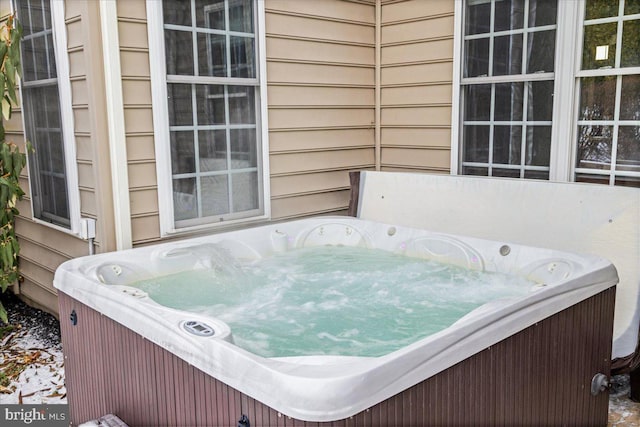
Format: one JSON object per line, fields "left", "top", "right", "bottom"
{"left": 379, "top": 0, "right": 454, "bottom": 173}
{"left": 7, "top": 1, "right": 116, "bottom": 315}
{"left": 6, "top": 0, "right": 457, "bottom": 314}
{"left": 265, "top": 0, "right": 376, "bottom": 220}
{"left": 115, "top": 0, "right": 158, "bottom": 245}
{"left": 118, "top": 0, "right": 377, "bottom": 245}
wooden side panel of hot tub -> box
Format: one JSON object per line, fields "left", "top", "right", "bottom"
{"left": 59, "top": 287, "right": 615, "bottom": 427}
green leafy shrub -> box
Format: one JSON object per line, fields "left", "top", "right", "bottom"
{"left": 0, "top": 14, "right": 27, "bottom": 323}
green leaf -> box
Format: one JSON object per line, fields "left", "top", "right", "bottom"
{"left": 4, "top": 58, "right": 15, "bottom": 85}
{"left": 0, "top": 42, "right": 7, "bottom": 61}
{"left": 0, "top": 98, "right": 10, "bottom": 121}
{"left": 6, "top": 82, "right": 17, "bottom": 106}
{"left": 0, "top": 303, "right": 7, "bottom": 324}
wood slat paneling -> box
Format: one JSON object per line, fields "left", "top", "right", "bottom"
{"left": 59, "top": 287, "right": 615, "bottom": 426}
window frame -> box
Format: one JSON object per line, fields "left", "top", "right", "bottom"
{"left": 147, "top": 0, "right": 271, "bottom": 237}
{"left": 15, "top": 0, "right": 81, "bottom": 235}
{"left": 452, "top": 0, "right": 639, "bottom": 185}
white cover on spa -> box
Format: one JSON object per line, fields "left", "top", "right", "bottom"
{"left": 357, "top": 171, "right": 640, "bottom": 360}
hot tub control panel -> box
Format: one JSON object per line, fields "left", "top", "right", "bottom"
{"left": 182, "top": 320, "right": 215, "bottom": 337}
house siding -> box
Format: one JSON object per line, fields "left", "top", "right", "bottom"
{"left": 6, "top": 1, "right": 117, "bottom": 315}
{"left": 380, "top": 0, "right": 454, "bottom": 173}
{"left": 266, "top": 0, "right": 376, "bottom": 219}
{"left": 115, "top": 0, "right": 158, "bottom": 244}
{"left": 4, "top": 0, "right": 457, "bottom": 314}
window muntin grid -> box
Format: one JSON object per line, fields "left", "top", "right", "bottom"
{"left": 17, "top": 0, "right": 70, "bottom": 228}
{"left": 575, "top": 0, "right": 640, "bottom": 187}
{"left": 461, "top": 0, "right": 557, "bottom": 179}
{"left": 162, "top": 0, "right": 261, "bottom": 227}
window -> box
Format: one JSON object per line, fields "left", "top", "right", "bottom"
{"left": 149, "top": 0, "right": 268, "bottom": 233}
{"left": 575, "top": 0, "right": 640, "bottom": 186}
{"left": 16, "top": 0, "right": 78, "bottom": 229}
{"left": 460, "top": 0, "right": 558, "bottom": 180}
{"left": 456, "top": 0, "right": 640, "bottom": 187}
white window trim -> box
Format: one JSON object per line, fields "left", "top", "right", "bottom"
{"left": 16, "top": 0, "right": 82, "bottom": 236}
{"left": 450, "top": 0, "right": 586, "bottom": 183}
{"left": 147, "top": 0, "right": 271, "bottom": 237}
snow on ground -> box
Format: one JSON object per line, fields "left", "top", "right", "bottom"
{"left": 0, "top": 292, "right": 66, "bottom": 405}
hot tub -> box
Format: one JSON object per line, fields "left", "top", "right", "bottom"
{"left": 54, "top": 217, "right": 618, "bottom": 426}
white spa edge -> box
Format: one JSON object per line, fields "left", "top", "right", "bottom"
{"left": 54, "top": 217, "right": 618, "bottom": 422}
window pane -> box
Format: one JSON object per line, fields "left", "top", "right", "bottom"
{"left": 524, "top": 170, "right": 549, "bottom": 180}
{"left": 229, "top": 0, "right": 254, "bottom": 33}
{"left": 163, "top": 0, "right": 192, "bottom": 26}
{"left": 196, "top": 0, "right": 225, "bottom": 29}
{"left": 579, "top": 76, "right": 616, "bottom": 120}
{"left": 465, "top": 1, "right": 491, "bottom": 35}
{"left": 494, "top": 82, "right": 523, "bottom": 121}
{"left": 621, "top": 20, "right": 640, "bottom": 68}
{"left": 585, "top": 0, "right": 619, "bottom": 20}
{"left": 464, "top": 85, "right": 491, "bottom": 121}
{"left": 22, "top": 39, "right": 36, "bottom": 81}
{"left": 464, "top": 38, "right": 490, "bottom": 77}
{"left": 582, "top": 23, "right": 617, "bottom": 70}
{"left": 493, "top": 125, "right": 522, "bottom": 164}
{"left": 527, "top": 30, "right": 555, "bottom": 73}
{"left": 615, "top": 176, "right": 640, "bottom": 187}
{"left": 230, "top": 36, "right": 255, "bottom": 78}
{"left": 170, "top": 131, "right": 196, "bottom": 174}
{"left": 47, "top": 33, "right": 56, "bottom": 79}
{"left": 165, "top": 30, "right": 194, "bottom": 75}
{"left": 528, "top": 81, "right": 554, "bottom": 121}
{"left": 461, "top": 166, "right": 489, "bottom": 176}
{"left": 620, "top": 75, "right": 640, "bottom": 120}
{"left": 201, "top": 175, "right": 229, "bottom": 216}
{"left": 575, "top": 174, "right": 610, "bottom": 185}
{"left": 616, "top": 126, "right": 640, "bottom": 172}
{"left": 463, "top": 125, "right": 490, "bottom": 162}
{"left": 199, "top": 130, "right": 227, "bottom": 172}
{"left": 51, "top": 176, "right": 69, "bottom": 220}
{"left": 196, "top": 85, "right": 225, "bottom": 125}
{"left": 493, "top": 168, "right": 521, "bottom": 178}
{"left": 230, "top": 129, "right": 257, "bottom": 168}
{"left": 198, "top": 33, "right": 227, "bottom": 77}
{"left": 525, "top": 126, "right": 551, "bottom": 166}
{"left": 167, "top": 84, "right": 193, "bottom": 126}
{"left": 228, "top": 86, "right": 255, "bottom": 124}
{"left": 44, "top": 84, "right": 61, "bottom": 127}
{"left": 231, "top": 172, "right": 259, "bottom": 212}
{"left": 495, "top": 0, "right": 524, "bottom": 32}
{"left": 528, "top": 0, "right": 557, "bottom": 27}
{"left": 493, "top": 34, "right": 523, "bottom": 76}
{"left": 29, "top": 0, "right": 45, "bottom": 33}
{"left": 626, "top": 0, "right": 640, "bottom": 15}
{"left": 173, "top": 178, "right": 198, "bottom": 221}
{"left": 577, "top": 125, "right": 613, "bottom": 170}
{"left": 49, "top": 132, "right": 65, "bottom": 174}
{"left": 33, "top": 35, "right": 49, "bottom": 80}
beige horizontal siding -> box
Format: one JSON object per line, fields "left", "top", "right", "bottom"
{"left": 269, "top": 128, "right": 374, "bottom": 152}
{"left": 271, "top": 170, "right": 354, "bottom": 198}
{"left": 11, "top": 0, "right": 116, "bottom": 315}
{"left": 266, "top": 0, "right": 375, "bottom": 220}
{"left": 380, "top": 0, "right": 454, "bottom": 173}
{"left": 270, "top": 148, "right": 375, "bottom": 176}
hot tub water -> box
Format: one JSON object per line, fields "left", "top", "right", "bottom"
{"left": 131, "top": 245, "right": 535, "bottom": 358}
